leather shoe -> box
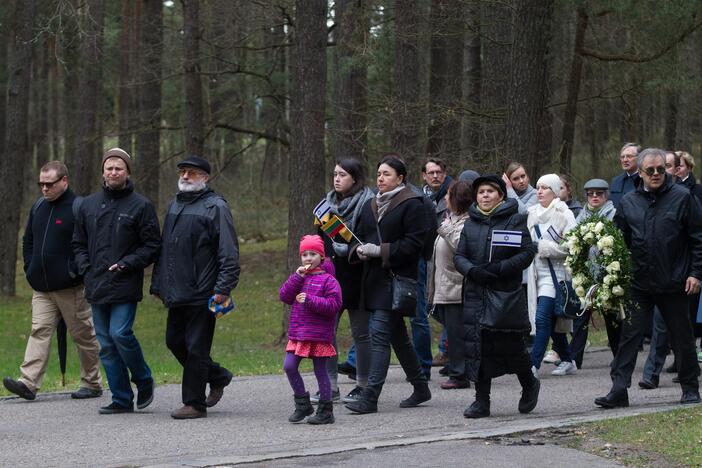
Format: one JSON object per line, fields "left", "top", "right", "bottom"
{"left": 463, "top": 400, "right": 490, "bottom": 418}
{"left": 71, "top": 387, "right": 103, "bottom": 399}
{"left": 681, "top": 388, "right": 701, "bottom": 405}
{"left": 3, "top": 377, "right": 36, "bottom": 400}
{"left": 136, "top": 379, "right": 154, "bottom": 410}
{"left": 518, "top": 378, "right": 540, "bottom": 414}
{"left": 171, "top": 405, "right": 206, "bottom": 419}
{"left": 399, "top": 382, "right": 431, "bottom": 408}
{"left": 345, "top": 398, "right": 377, "bottom": 414}
{"left": 594, "top": 389, "right": 629, "bottom": 409}
{"left": 440, "top": 379, "right": 470, "bottom": 390}
{"left": 438, "top": 365, "right": 449, "bottom": 376}
{"left": 638, "top": 375, "right": 659, "bottom": 390}
{"left": 99, "top": 402, "right": 134, "bottom": 414}
{"left": 206, "top": 372, "right": 233, "bottom": 407}
{"left": 431, "top": 352, "right": 449, "bottom": 367}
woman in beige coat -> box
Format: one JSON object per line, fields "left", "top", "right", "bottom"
{"left": 427, "top": 180, "right": 473, "bottom": 389}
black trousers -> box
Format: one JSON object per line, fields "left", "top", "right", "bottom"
{"left": 439, "top": 303, "right": 468, "bottom": 382}
{"left": 166, "top": 304, "right": 232, "bottom": 411}
{"left": 610, "top": 291, "right": 700, "bottom": 392}
{"left": 571, "top": 309, "right": 621, "bottom": 368}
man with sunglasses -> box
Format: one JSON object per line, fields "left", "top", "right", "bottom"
{"left": 3, "top": 162, "right": 103, "bottom": 401}
{"left": 595, "top": 148, "right": 702, "bottom": 409}
{"left": 73, "top": 148, "right": 161, "bottom": 414}
{"left": 609, "top": 142, "right": 641, "bottom": 208}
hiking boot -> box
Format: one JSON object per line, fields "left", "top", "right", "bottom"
{"left": 307, "top": 400, "right": 334, "bottom": 424}
{"left": 431, "top": 351, "right": 449, "bottom": 367}
{"left": 463, "top": 400, "right": 490, "bottom": 418}
{"left": 594, "top": 389, "right": 629, "bottom": 409}
{"left": 551, "top": 361, "right": 577, "bottom": 376}
{"left": 289, "top": 392, "right": 314, "bottom": 423}
{"left": 399, "top": 381, "right": 431, "bottom": 408}
{"left": 99, "top": 402, "right": 134, "bottom": 414}
{"left": 311, "top": 388, "right": 340, "bottom": 404}
{"left": 3, "top": 378, "right": 36, "bottom": 401}
{"left": 70, "top": 387, "right": 103, "bottom": 399}
{"left": 518, "top": 378, "right": 540, "bottom": 414}
{"left": 206, "top": 372, "right": 233, "bottom": 408}
{"left": 341, "top": 386, "right": 364, "bottom": 403}
{"left": 171, "top": 405, "right": 206, "bottom": 419}
{"left": 136, "top": 379, "right": 154, "bottom": 410}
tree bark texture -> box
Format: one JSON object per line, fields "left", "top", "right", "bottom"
{"left": 183, "top": 0, "right": 205, "bottom": 157}
{"left": 73, "top": 0, "right": 106, "bottom": 196}
{"left": 392, "top": 0, "right": 423, "bottom": 181}
{"left": 118, "top": 0, "right": 137, "bottom": 153}
{"left": 503, "top": 0, "right": 554, "bottom": 173}
{"left": 426, "top": 0, "right": 464, "bottom": 169}
{"left": 462, "top": 0, "right": 481, "bottom": 169}
{"left": 331, "top": 0, "right": 369, "bottom": 163}
{"left": 0, "top": 0, "right": 36, "bottom": 295}
{"left": 135, "top": 0, "right": 162, "bottom": 209}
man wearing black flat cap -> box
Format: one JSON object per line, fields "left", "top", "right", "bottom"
{"left": 151, "top": 155, "right": 240, "bottom": 419}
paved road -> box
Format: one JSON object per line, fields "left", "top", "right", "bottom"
{"left": 0, "top": 348, "right": 692, "bottom": 467}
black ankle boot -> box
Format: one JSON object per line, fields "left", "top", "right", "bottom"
{"left": 345, "top": 387, "right": 378, "bottom": 414}
{"left": 518, "top": 377, "right": 540, "bottom": 414}
{"left": 400, "top": 381, "right": 432, "bottom": 408}
{"left": 307, "top": 400, "right": 335, "bottom": 424}
{"left": 289, "top": 392, "right": 314, "bottom": 423}
{"left": 463, "top": 399, "right": 490, "bottom": 418}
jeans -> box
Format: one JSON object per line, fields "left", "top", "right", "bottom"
{"left": 366, "top": 309, "right": 425, "bottom": 400}
{"left": 439, "top": 328, "right": 448, "bottom": 354}
{"left": 531, "top": 296, "right": 574, "bottom": 369}
{"left": 166, "top": 304, "right": 232, "bottom": 411}
{"left": 610, "top": 291, "right": 700, "bottom": 392}
{"left": 346, "top": 344, "right": 357, "bottom": 367}
{"left": 642, "top": 307, "right": 669, "bottom": 382}
{"left": 411, "top": 258, "right": 432, "bottom": 376}
{"left": 92, "top": 303, "right": 152, "bottom": 407}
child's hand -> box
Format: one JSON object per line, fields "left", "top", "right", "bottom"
{"left": 295, "top": 293, "right": 307, "bottom": 303}
{"left": 296, "top": 264, "right": 311, "bottom": 276}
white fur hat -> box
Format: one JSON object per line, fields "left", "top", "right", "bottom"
{"left": 536, "top": 173, "right": 562, "bottom": 197}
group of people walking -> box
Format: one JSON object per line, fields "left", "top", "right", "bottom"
{"left": 4, "top": 143, "right": 702, "bottom": 426}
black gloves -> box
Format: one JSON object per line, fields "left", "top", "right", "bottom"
{"left": 485, "top": 262, "right": 501, "bottom": 276}
{"left": 469, "top": 265, "right": 498, "bottom": 285}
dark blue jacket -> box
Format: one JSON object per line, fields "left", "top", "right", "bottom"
{"left": 609, "top": 171, "right": 639, "bottom": 208}
{"left": 72, "top": 180, "right": 161, "bottom": 304}
{"left": 23, "top": 189, "right": 82, "bottom": 292}
{"left": 151, "top": 189, "right": 240, "bottom": 308}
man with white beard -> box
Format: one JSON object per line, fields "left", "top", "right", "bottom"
{"left": 150, "top": 155, "right": 240, "bottom": 419}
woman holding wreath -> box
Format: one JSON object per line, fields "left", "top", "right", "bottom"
{"left": 453, "top": 175, "right": 539, "bottom": 418}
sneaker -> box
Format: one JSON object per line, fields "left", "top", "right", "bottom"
{"left": 551, "top": 361, "right": 577, "bottom": 376}
{"left": 136, "top": 379, "right": 154, "bottom": 410}
{"left": 698, "top": 351, "right": 702, "bottom": 363}
{"left": 341, "top": 386, "right": 363, "bottom": 403}
{"left": 311, "top": 389, "right": 340, "bottom": 404}
{"left": 542, "top": 350, "right": 561, "bottom": 365}
{"left": 531, "top": 365, "right": 539, "bottom": 380}
{"left": 99, "top": 402, "right": 134, "bottom": 414}
{"left": 70, "top": 387, "right": 103, "bottom": 399}
{"left": 3, "top": 377, "right": 36, "bottom": 401}
{"left": 584, "top": 340, "right": 591, "bottom": 352}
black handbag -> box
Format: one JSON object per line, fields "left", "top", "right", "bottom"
{"left": 374, "top": 219, "right": 418, "bottom": 317}
{"left": 534, "top": 225, "right": 582, "bottom": 320}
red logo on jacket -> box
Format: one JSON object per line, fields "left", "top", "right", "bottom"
{"left": 55, "top": 219, "right": 62, "bottom": 225}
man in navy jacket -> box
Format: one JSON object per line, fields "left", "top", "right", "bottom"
{"left": 609, "top": 142, "right": 641, "bottom": 208}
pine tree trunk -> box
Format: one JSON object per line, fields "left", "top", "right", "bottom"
{"left": 0, "top": 0, "right": 36, "bottom": 295}
{"left": 462, "top": 0, "right": 481, "bottom": 169}
{"left": 118, "top": 0, "right": 136, "bottom": 153}
{"left": 183, "top": 0, "right": 205, "bottom": 157}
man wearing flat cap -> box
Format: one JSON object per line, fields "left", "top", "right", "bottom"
{"left": 72, "top": 147, "right": 161, "bottom": 414}
{"left": 151, "top": 155, "right": 240, "bottom": 419}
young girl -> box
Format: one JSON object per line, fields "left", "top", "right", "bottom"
{"left": 279, "top": 235, "right": 342, "bottom": 424}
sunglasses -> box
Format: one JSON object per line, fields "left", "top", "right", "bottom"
{"left": 37, "top": 177, "right": 63, "bottom": 189}
{"left": 642, "top": 166, "right": 666, "bottom": 177}
{"left": 586, "top": 190, "right": 605, "bottom": 198}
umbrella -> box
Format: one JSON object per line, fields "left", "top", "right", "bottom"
{"left": 57, "top": 318, "right": 67, "bottom": 386}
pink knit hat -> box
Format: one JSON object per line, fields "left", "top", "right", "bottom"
{"left": 299, "top": 235, "right": 325, "bottom": 257}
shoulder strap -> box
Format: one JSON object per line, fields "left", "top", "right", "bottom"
{"left": 533, "top": 224, "right": 560, "bottom": 289}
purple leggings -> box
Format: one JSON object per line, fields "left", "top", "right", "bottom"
{"left": 283, "top": 352, "right": 332, "bottom": 401}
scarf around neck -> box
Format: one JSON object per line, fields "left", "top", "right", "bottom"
{"left": 325, "top": 186, "right": 374, "bottom": 231}
{"left": 376, "top": 184, "right": 405, "bottom": 220}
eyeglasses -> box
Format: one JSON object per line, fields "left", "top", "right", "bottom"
{"left": 586, "top": 190, "right": 606, "bottom": 198}
{"left": 37, "top": 177, "right": 63, "bottom": 189}
{"left": 642, "top": 166, "right": 666, "bottom": 177}
{"left": 425, "top": 171, "right": 444, "bottom": 177}
{"left": 178, "top": 168, "right": 205, "bottom": 177}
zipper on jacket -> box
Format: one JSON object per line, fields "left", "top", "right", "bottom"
{"left": 40, "top": 205, "right": 55, "bottom": 290}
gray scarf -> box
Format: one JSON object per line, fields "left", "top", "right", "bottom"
{"left": 376, "top": 184, "right": 405, "bottom": 221}
{"left": 325, "top": 186, "right": 374, "bottom": 231}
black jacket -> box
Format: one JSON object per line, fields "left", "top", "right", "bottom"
{"left": 453, "top": 199, "right": 537, "bottom": 382}
{"left": 350, "top": 186, "right": 428, "bottom": 314}
{"left": 23, "top": 189, "right": 82, "bottom": 292}
{"left": 151, "top": 189, "right": 240, "bottom": 308}
{"left": 72, "top": 180, "right": 161, "bottom": 304}
{"left": 615, "top": 174, "right": 702, "bottom": 294}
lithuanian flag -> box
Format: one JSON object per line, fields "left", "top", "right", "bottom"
{"left": 321, "top": 214, "right": 353, "bottom": 242}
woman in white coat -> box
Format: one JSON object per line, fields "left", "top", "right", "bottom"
{"left": 527, "top": 174, "right": 578, "bottom": 377}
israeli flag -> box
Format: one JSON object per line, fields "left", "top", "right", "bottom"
{"left": 491, "top": 230, "right": 523, "bottom": 248}
{"left": 546, "top": 225, "right": 563, "bottom": 242}
{"left": 313, "top": 199, "right": 332, "bottom": 221}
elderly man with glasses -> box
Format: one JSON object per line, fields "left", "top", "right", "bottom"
{"left": 609, "top": 142, "right": 641, "bottom": 208}
{"left": 3, "top": 161, "right": 102, "bottom": 401}
{"left": 595, "top": 148, "right": 702, "bottom": 409}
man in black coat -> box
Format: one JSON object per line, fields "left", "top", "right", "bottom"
{"left": 151, "top": 156, "right": 240, "bottom": 419}
{"left": 595, "top": 148, "right": 702, "bottom": 408}
{"left": 3, "top": 161, "right": 102, "bottom": 401}
{"left": 73, "top": 148, "right": 161, "bottom": 415}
